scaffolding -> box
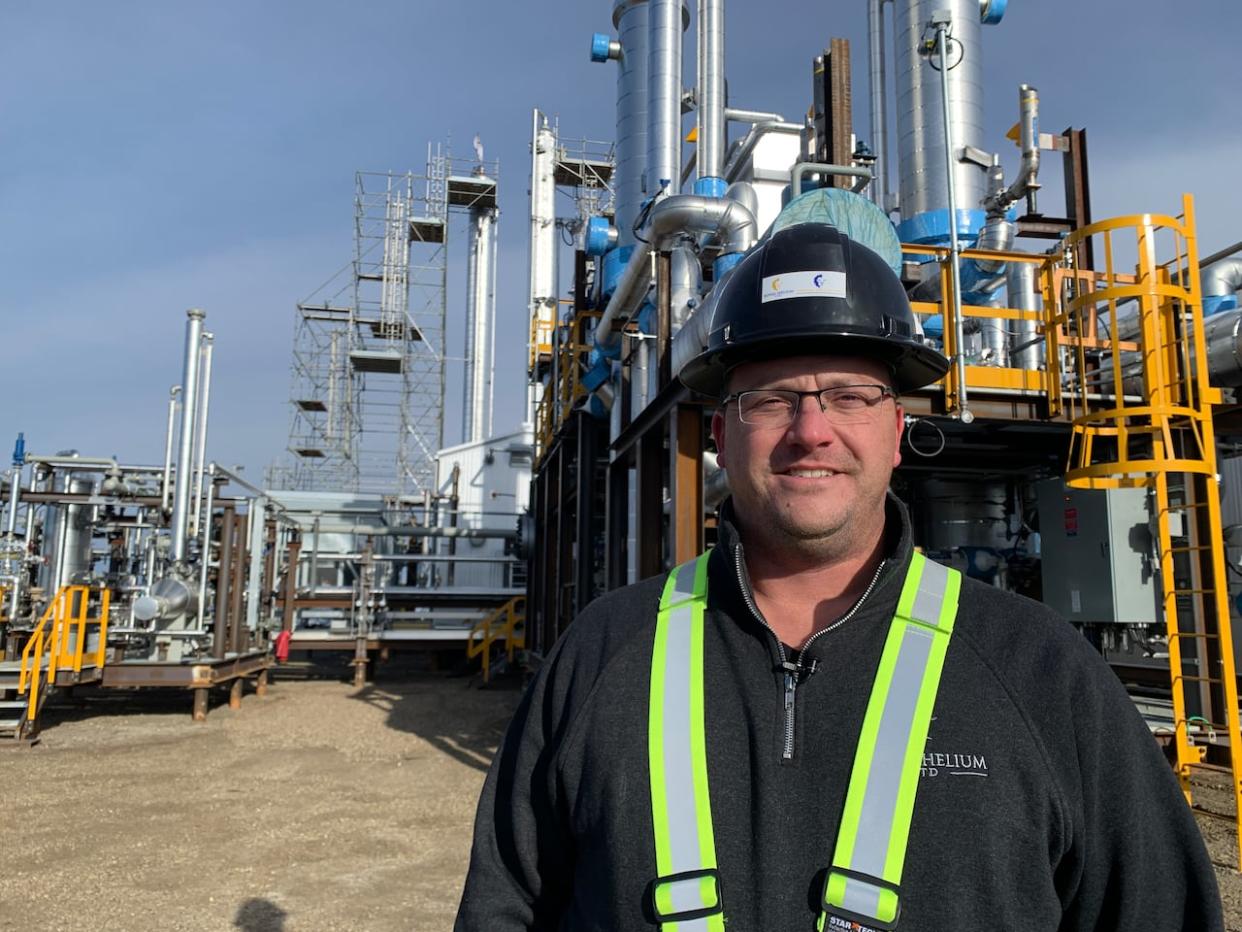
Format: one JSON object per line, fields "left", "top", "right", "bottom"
{"left": 271, "top": 146, "right": 458, "bottom": 495}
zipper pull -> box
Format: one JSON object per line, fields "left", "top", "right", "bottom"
{"left": 780, "top": 661, "right": 798, "bottom": 710}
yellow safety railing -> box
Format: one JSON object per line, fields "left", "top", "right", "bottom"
{"left": 1051, "top": 195, "right": 1242, "bottom": 870}
{"left": 466, "top": 595, "right": 526, "bottom": 684}
{"left": 904, "top": 243, "right": 1056, "bottom": 411}
{"left": 535, "top": 311, "right": 599, "bottom": 464}
{"left": 18, "top": 585, "right": 111, "bottom": 725}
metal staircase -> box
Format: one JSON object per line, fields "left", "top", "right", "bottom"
{"left": 1, "top": 585, "right": 110, "bottom": 742}
{"left": 466, "top": 595, "right": 526, "bottom": 684}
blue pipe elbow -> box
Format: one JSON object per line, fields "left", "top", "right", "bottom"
{"left": 582, "top": 358, "right": 612, "bottom": 391}
{"left": 693, "top": 177, "right": 728, "bottom": 198}
{"left": 590, "top": 33, "right": 614, "bottom": 62}
{"left": 1206, "top": 294, "right": 1239, "bottom": 317}
{"left": 585, "top": 217, "right": 616, "bottom": 257}
{"left": 980, "top": 0, "right": 1007, "bottom": 24}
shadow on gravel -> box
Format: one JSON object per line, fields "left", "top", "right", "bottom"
{"left": 37, "top": 685, "right": 216, "bottom": 730}
{"left": 350, "top": 670, "right": 521, "bottom": 773}
{"left": 234, "top": 897, "right": 288, "bottom": 931}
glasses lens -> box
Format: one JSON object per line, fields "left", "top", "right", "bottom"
{"left": 735, "top": 386, "right": 890, "bottom": 427}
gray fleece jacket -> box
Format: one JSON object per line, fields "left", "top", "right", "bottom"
{"left": 456, "top": 497, "right": 1222, "bottom": 931}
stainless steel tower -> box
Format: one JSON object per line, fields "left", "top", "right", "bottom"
{"left": 893, "top": 0, "right": 987, "bottom": 239}
{"left": 612, "top": 0, "right": 649, "bottom": 247}
{"left": 463, "top": 176, "right": 499, "bottom": 445}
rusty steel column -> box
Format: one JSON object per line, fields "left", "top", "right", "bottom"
{"left": 281, "top": 534, "right": 301, "bottom": 634}
{"left": 192, "top": 687, "right": 209, "bottom": 722}
{"left": 656, "top": 251, "right": 672, "bottom": 390}
{"left": 212, "top": 504, "right": 235, "bottom": 658}
{"left": 261, "top": 520, "right": 277, "bottom": 619}
{"left": 255, "top": 668, "right": 269, "bottom": 698}
{"left": 670, "top": 405, "right": 705, "bottom": 564}
{"left": 229, "top": 513, "right": 248, "bottom": 655}
{"left": 228, "top": 676, "right": 243, "bottom": 710}
{"left": 636, "top": 429, "right": 664, "bottom": 580}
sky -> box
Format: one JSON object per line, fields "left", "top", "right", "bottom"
{"left": 2, "top": 0, "right": 1238, "bottom": 482}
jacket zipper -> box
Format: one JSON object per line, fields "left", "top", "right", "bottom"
{"left": 732, "top": 544, "right": 886, "bottom": 761}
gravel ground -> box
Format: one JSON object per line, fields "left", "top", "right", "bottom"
{"left": 0, "top": 663, "right": 523, "bottom": 932}
{"left": 3, "top": 667, "right": 1241, "bottom": 931}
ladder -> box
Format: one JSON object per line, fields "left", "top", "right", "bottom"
{"left": 1053, "top": 195, "right": 1242, "bottom": 869}
{"left": 0, "top": 585, "right": 110, "bottom": 742}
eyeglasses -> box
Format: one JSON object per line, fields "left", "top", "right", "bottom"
{"left": 722, "top": 385, "right": 897, "bottom": 427}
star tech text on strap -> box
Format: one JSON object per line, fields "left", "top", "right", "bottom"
{"left": 649, "top": 553, "right": 725, "bottom": 931}
{"left": 819, "top": 552, "right": 962, "bottom": 931}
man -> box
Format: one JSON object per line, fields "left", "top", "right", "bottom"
{"left": 456, "top": 224, "right": 1222, "bottom": 930}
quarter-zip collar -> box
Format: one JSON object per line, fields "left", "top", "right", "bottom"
{"left": 711, "top": 490, "right": 915, "bottom": 665}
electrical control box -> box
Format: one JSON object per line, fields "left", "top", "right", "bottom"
{"left": 1035, "top": 479, "right": 1158, "bottom": 624}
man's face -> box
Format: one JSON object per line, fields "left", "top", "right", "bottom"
{"left": 710, "top": 354, "right": 904, "bottom": 560}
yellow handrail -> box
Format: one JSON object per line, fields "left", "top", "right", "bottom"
{"left": 466, "top": 595, "right": 527, "bottom": 684}
{"left": 17, "top": 586, "right": 110, "bottom": 726}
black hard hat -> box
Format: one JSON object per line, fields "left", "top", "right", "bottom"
{"left": 678, "top": 223, "right": 949, "bottom": 397}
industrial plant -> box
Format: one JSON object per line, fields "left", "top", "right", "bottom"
{"left": 5, "top": 0, "right": 1242, "bottom": 903}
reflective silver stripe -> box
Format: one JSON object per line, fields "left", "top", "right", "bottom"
{"left": 661, "top": 602, "right": 704, "bottom": 898}
{"left": 839, "top": 875, "right": 884, "bottom": 920}
{"left": 849, "top": 625, "right": 934, "bottom": 877}
{"left": 658, "top": 876, "right": 716, "bottom": 921}
{"left": 911, "top": 557, "right": 950, "bottom": 628}
{"left": 671, "top": 560, "right": 700, "bottom": 603}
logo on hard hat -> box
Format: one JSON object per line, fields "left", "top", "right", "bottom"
{"left": 761, "top": 271, "right": 847, "bottom": 304}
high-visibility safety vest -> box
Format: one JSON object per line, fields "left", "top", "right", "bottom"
{"left": 648, "top": 550, "right": 961, "bottom": 932}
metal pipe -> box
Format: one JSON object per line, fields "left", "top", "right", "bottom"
{"left": 1006, "top": 260, "right": 1043, "bottom": 371}
{"left": 790, "top": 161, "right": 873, "bottom": 197}
{"left": 933, "top": 19, "right": 970, "bottom": 421}
{"left": 723, "top": 107, "right": 787, "bottom": 125}
{"left": 867, "top": 0, "right": 888, "bottom": 209}
{"left": 1202, "top": 256, "right": 1242, "bottom": 307}
{"left": 985, "top": 85, "right": 1041, "bottom": 215}
{"left": 722, "top": 120, "right": 803, "bottom": 183}
{"left": 161, "top": 386, "right": 180, "bottom": 514}
{"left": 594, "top": 193, "right": 757, "bottom": 352}
{"left": 647, "top": 0, "right": 683, "bottom": 199}
{"left": 25, "top": 455, "right": 117, "bottom": 469}
{"left": 696, "top": 0, "right": 725, "bottom": 184}
{"left": 463, "top": 201, "right": 498, "bottom": 444}
{"left": 196, "top": 472, "right": 215, "bottom": 631}
{"left": 4, "top": 466, "right": 21, "bottom": 537}
{"left": 298, "top": 524, "right": 517, "bottom": 539}
{"left": 190, "top": 333, "right": 214, "bottom": 538}
{"left": 170, "top": 309, "right": 206, "bottom": 563}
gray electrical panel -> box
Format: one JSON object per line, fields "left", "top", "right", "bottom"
{"left": 1035, "top": 479, "right": 1158, "bottom": 624}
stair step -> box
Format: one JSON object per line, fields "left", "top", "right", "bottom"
{"left": 0, "top": 658, "right": 47, "bottom": 672}
{"left": 0, "top": 700, "right": 28, "bottom": 711}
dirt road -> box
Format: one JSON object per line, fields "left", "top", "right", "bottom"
{"left": 3, "top": 669, "right": 1241, "bottom": 930}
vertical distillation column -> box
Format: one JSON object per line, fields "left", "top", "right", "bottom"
{"left": 632, "top": 0, "right": 685, "bottom": 413}
{"left": 170, "top": 308, "right": 205, "bottom": 565}
{"left": 527, "top": 112, "right": 558, "bottom": 422}
{"left": 893, "top": 0, "right": 987, "bottom": 244}
{"left": 462, "top": 186, "right": 499, "bottom": 445}
{"left": 613, "top": 0, "right": 649, "bottom": 250}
